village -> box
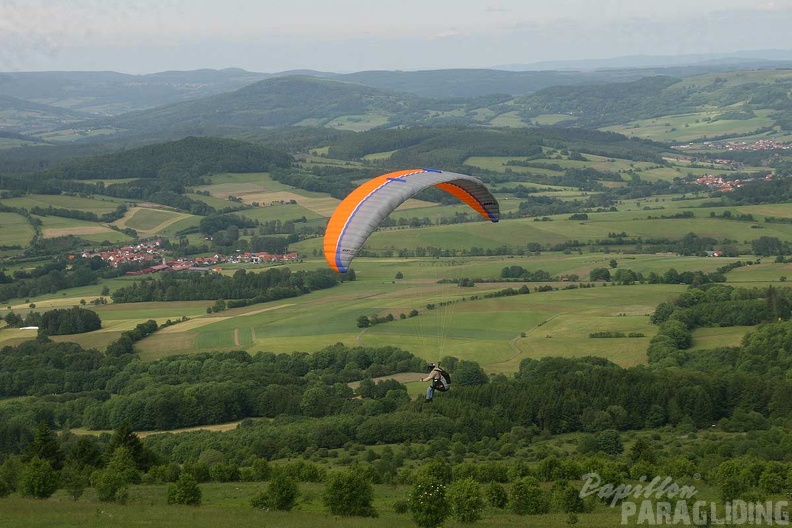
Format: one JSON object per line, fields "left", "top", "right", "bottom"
{"left": 692, "top": 172, "right": 774, "bottom": 192}
{"left": 79, "top": 239, "right": 299, "bottom": 275}
{"left": 672, "top": 138, "right": 791, "bottom": 151}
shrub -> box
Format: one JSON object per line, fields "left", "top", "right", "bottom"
{"left": 167, "top": 473, "right": 202, "bottom": 506}
{"left": 486, "top": 481, "right": 508, "bottom": 508}
{"left": 323, "top": 469, "right": 377, "bottom": 517}
{"left": 409, "top": 474, "right": 449, "bottom": 528}
{"left": 19, "top": 458, "right": 58, "bottom": 499}
{"left": 447, "top": 477, "right": 485, "bottom": 523}
{"left": 509, "top": 477, "right": 549, "bottom": 515}
{"left": 251, "top": 473, "right": 299, "bottom": 511}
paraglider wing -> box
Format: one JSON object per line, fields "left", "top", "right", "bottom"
{"left": 324, "top": 168, "right": 499, "bottom": 272}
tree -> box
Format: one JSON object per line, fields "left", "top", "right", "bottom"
{"left": 26, "top": 422, "right": 65, "bottom": 470}
{"left": 0, "top": 456, "right": 23, "bottom": 493}
{"left": 629, "top": 437, "right": 657, "bottom": 465}
{"left": 486, "top": 481, "right": 508, "bottom": 509}
{"left": 66, "top": 436, "right": 103, "bottom": 470}
{"left": 409, "top": 473, "right": 449, "bottom": 528}
{"left": 19, "top": 457, "right": 59, "bottom": 499}
{"left": 612, "top": 268, "right": 638, "bottom": 285}
{"left": 590, "top": 267, "right": 611, "bottom": 281}
{"left": 109, "top": 420, "right": 150, "bottom": 470}
{"left": 453, "top": 360, "right": 488, "bottom": 386}
{"left": 4, "top": 312, "right": 22, "bottom": 327}
{"left": 91, "top": 447, "right": 140, "bottom": 503}
{"left": 509, "top": 477, "right": 549, "bottom": 515}
{"left": 167, "top": 473, "right": 202, "bottom": 506}
{"left": 609, "top": 259, "right": 618, "bottom": 268}
{"left": 657, "top": 320, "right": 692, "bottom": 349}
{"left": 0, "top": 476, "right": 10, "bottom": 498}
{"left": 552, "top": 480, "right": 585, "bottom": 513}
{"left": 323, "top": 469, "right": 377, "bottom": 517}
{"left": 447, "top": 477, "right": 485, "bottom": 523}
{"left": 60, "top": 462, "right": 89, "bottom": 501}
{"left": 395, "top": 271, "right": 404, "bottom": 279}
{"left": 596, "top": 429, "right": 624, "bottom": 455}
{"left": 251, "top": 473, "right": 299, "bottom": 511}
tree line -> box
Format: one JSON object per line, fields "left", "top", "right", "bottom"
{"left": 109, "top": 267, "right": 346, "bottom": 303}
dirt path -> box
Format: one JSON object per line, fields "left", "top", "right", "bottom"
{"left": 233, "top": 328, "right": 240, "bottom": 346}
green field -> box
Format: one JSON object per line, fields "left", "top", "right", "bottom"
{"left": 604, "top": 109, "right": 777, "bottom": 143}
{"left": 0, "top": 211, "right": 34, "bottom": 247}
{"left": 0, "top": 193, "right": 127, "bottom": 213}
{"left": 123, "top": 253, "right": 777, "bottom": 372}
{"left": 0, "top": 474, "right": 702, "bottom": 528}
{"left": 33, "top": 214, "right": 129, "bottom": 242}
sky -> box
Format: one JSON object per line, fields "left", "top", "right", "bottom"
{"left": 1, "top": 0, "right": 791, "bottom": 74}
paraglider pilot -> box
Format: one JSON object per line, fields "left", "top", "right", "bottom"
{"left": 421, "top": 363, "right": 449, "bottom": 402}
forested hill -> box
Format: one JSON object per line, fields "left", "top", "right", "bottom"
{"left": 75, "top": 69, "right": 792, "bottom": 139}
{"left": 99, "top": 76, "right": 422, "bottom": 132}
{"left": 520, "top": 72, "right": 792, "bottom": 128}
{"left": 0, "top": 137, "right": 294, "bottom": 210}
{"left": 0, "top": 69, "right": 273, "bottom": 115}
{"left": 325, "top": 126, "right": 669, "bottom": 166}
{"left": 49, "top": 136, "right": 293, "bottom": 182}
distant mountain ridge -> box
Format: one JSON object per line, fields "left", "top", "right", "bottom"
{"left": 495, "top": 49, "right": 792, "bottom": 71}
{"left": 2, "top": 50, "right": 790, "bottom": 117}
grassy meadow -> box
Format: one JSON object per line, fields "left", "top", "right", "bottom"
{"left": 0, "top": 211, "right": 34, "bottom": 247}
{"left": 0, "top": 478, "right": 679, "bottom": 528}
{"left": 50, "top": 252, "right": 771, "bottom": 375}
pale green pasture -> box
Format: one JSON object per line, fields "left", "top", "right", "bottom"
{"left": 0, "top": 327, "right": 39, "bottom": 348}
{"left": 35, "top": 215, "right": 127, "bottom": 241}
{"left": 133, "top": 257, "right": 694, "bottom": 372}
{"left": 530, "top": 113, "right": 575, "bottom": 125}
{"left": 530, "top": 190, "right": 592, "bottom": 200}
{"left": 357, "top": 214, "right": 791, "bottom": 252}
{"left": 323, "top": 113, "right": 391, "bottom": 131}
{"left": 604, "top": 110, "right": 776, "bottom": 143}
{"left": 365, "top": 221, "right": 555, "bottom": 250}
{"left": 0, "top": 482, "right": 635, "bottom": 528}
{"left": 690, "top": 326, "right": 752, "bottom": 351}
{"left": 735, "top": 203, "right": 792, "bottom": 218}
{"left": 235, "top": 203, "right": 324, "bottom": 223}
{"left": 201, "top": 172, "right": 277, "bottom": 188}
{"left": 80, "top": 231, "right": 134, "bottom": 243}
{"left": 76, "top": 178, "right": 139, "bottom": 186}
{"left": 726, "top": 262, "right": 792, "bottom": 284}
{"left": 499, "top": 284, "right": 680, "bottom": 370}
{"left": 155, "top": 216, "right": 202, "bottom": 236}
{"left": 122, "top": 208, "right": 185, "bottom": 231}
{"left": 0, "top": 193, "right": 125, "bottom": 213}
{"left": 198, "top": 172, "right": 330, "bottom": 200}
{"left": 0, "top": 138, "right": 38, "bottom": 149}
{"left": 362, "top": 150, "right": 398, "bottom": 161}
{"left": 112, "top": 207, "right": 197, "bottom": 237}
{"left": 488, "top": 111, "right": 529, "bottom": 127}
{"left": 468, "top": 107, "right": 497, "bottom": 121}
{"left": 2, "top": 282, "right": 120, "bottom": 311}
{"left": 94, "top": 301, "right": 210, "bottom": 322}
{"left": 356, "top": 251, "right": 772, "bottom": 290}
{"left": 0, "top": 212, "right": 34, "bottom": 246}
{"left": 189, "top": 193, "right": 241, "bottom": 209}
